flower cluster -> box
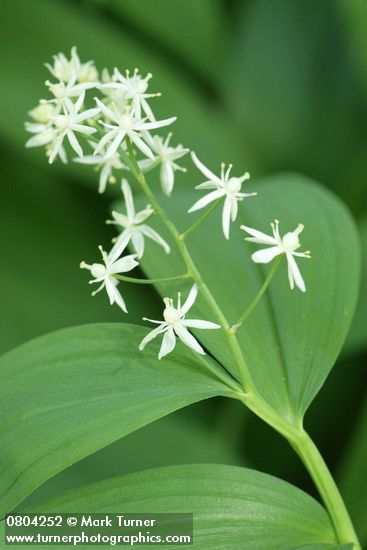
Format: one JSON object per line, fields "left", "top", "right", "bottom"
{"left": 25, "top": 47, "right": 185, "bottom": 192}
{"left": 25, "top": 48, "right": 311, "bottom": 360}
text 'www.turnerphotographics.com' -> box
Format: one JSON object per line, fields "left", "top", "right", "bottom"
{"left": 5, "top": 513, "right": 193, "bottom": 546}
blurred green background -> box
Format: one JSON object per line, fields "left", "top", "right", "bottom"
{"left": 0, "top": 0, "right": 366, "bottom": 543}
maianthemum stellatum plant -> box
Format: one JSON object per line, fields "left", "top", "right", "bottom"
{"left": 0, "top": 48, "right": 361, "bottom": 549}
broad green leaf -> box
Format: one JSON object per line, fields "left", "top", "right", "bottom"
{"left": 18, "top": 412, "right": 246, "bottom": 511}
{"left": 0, "top": 323, "right": 238, "bottom": 516}
{"left": 14, "top": 465, "right": 336, "bottom": 549}
{"left": 290, "top": 545, "right": 353, "bottom": 550}
{"left": 344, "top": 217, "right": 367, "bottom": 356}
{"left": 337, "top": 389, "right": 367, "bottom": 545}
{"left": 136, "top": 174, "right": 359, "bottom": 420}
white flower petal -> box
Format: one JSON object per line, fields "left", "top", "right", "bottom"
{"left": 181, "top": 319, "right": 220, "bottom": 329}
{"left": 48, "top": 134, "right": 65, "bottom": 164}
{"left": 134, "top": 206, "right": 153, "bottom": 224}
{"left": 194, "top": 181, "right": 218, "bottom": 190}
{"left": 74, "top": 90, "right": 85, "bottom": 114}
{"left": 139, "top": 158, "right": 154, "bottom": 171}
{"left": 174, "top": 324, "right": 205, "bottom": 355}
{"left": 75, "top": 107, "right": 100, "bottom": 122}
{"left": 70, "top": 123, "right": 96, "bottom": 135}
{"left": 251, "top": 246, "right": 282, "bottom": 264}
{"left": 140, "top": 225, "right": 170, "bottom": 254}
{"left": 160, "top": 161, "right": 174, "bottom": 196}
{"left": 25, "top": 122, "right": 47, "bottom": 133}
{"left": 105, "top": 132, "right": 125, "bottom": 158}
{"left": 139, "top": 324, "right": 168, "bottom": 351}
{"left": 110, "top": 254, "right": 138, "bottom": 274}
{"left": 138, "top": 116, "right": 176, "bottom": 131}
{"left": 131, "top": 230, "right": 145, "bottom": 258}
{"left": 104, "top": 278, "right": 116, "bottom": 305}
{"left": 140, "top": 97, "right": 156, "bottom": 121}
{"left": 26, "top": 132, "right": 55, "bottom": 148}
{"left": 188, "top": 189, "right": 224, "bottom": 213}
{"left": 112, "top": 287, "right": 128, "bottom": 312}
{"left": 110, "top": 211, "right": 129, "bottom": 227}
{"left": 129, "top": 132, "right": 154, "bottom": 159}
{"left": 58, "top": 145, "right": 68, "bottom": 164}
{"left": 230, "top": 195, "right": 238, "bottom": 222}
{"left": 181, "top": 283, "right": 198, "bottom": 315}
{"left": 240, "top": 225, "right": 278, "bottom": 245}
{"left": 222, "top": 195, "right": 232, "bottom": 240}
{"left": 74, "top": 155, "right": 99, "bottom": 165}
{"left": 121, "top": 179, "right": 135, "bottom": 220}
{"left": 108, "top": 231, "right": 130, "bottom": 262}
{"left": 105, "top": 277, "right": 127, "bottom": 312}
{"left": 67, "top": 130, "right": 83, "bottom": 157}
{"left": 158, "top": 327, "right": 176, "bottom": 359}
{"left": 286, "top": 253, "right": 306, "bottom": 292}
{"left": 142, "top": 317, "right": 165, "bottom": 325}
{"left": 99, "top": 163, "right": 110, "bottom": 194}
{"left": 109, "top": 230, "right": 131, "bottom": 263}
{"left": 95, "top": 97, "right": 120, "bottom": 124}
{"left": 191, "top": 152, "right": 223, "bottom": 187}
{"left": 94, "top": 130, "right": 116, "bottom": 156}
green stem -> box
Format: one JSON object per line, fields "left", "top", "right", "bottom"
{"left": 114, "top": 273, "right": 189, "bottom": 285}
{"left": 237, "top": 394, "right": 361, "bottom": 547}
{"left": 231, "top": 255, "right": 282, "bottom": 332}
{"left": 291, "top": 430, "right": 361, "bottom": 547}
{"left": 180, "top": 198, "right": 223, "bottom": 240}
{"left": 124, "top": 137, "right": 360, "bottom": 547}
{"left": 125, "top": 137, "right": 250, "bottom": 388}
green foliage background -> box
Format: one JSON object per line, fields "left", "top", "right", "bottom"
{"left": 0, "top": 0, "right": 366, "bottom": 544}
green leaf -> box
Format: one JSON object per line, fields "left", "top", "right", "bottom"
{"left": 337, "top": 389, "right": 367, "bottom": 545}
{"left": 18, "top": 411, "right": 246, "bottom": 511}
{"left": 136, "top": 173, "right": 360, "bottom": 421}
{"left": 0, "top": 323, "right": 237, "bottom": 516}
{"left": 344, "top": 217, "right": 367, "bottom": 356}
{"left": 14, "top": 465, "right": 336, "bottom": 549}
{"left": 289, "top": 545, "right": 353, "bottom": 550}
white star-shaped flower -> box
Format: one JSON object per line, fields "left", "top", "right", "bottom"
{"left": 241, "top": 219, "right": 311, "bottom": 292}
{"left": 46, "top": 76, "right": 97, "bottom": 106}
{"left": 45, "top": 46, "right": 98, "bottom": 84}
{"left": 25, "top": 124, "right": 68, "bottom": 164}
{"left": 48, "top": 92, "right": 100, "bottom": 164}
{"left": 25, "top": 122, "right": 58, "bottom": 147}
{"left": 100, "top": 68, "right": 160, "bottom": 121}
{"left": 28, "top": 102, "right": 58, "bottom": 124}
{"left": 139, "top": 133, "right": 189, "bottom": 196}
{"left": 139, "top": 284, "right": 220, "bottom": 359}
{"left": 93, "top": 98, "right": 176, "bottom": 160}
{"left": 25, "top": 103, "right": 68, "bottom": 161}
{"left": 188, "top": 152, "right": 256, "bottom": 239}
{"left": 107, "top": 179, "right": 170, "bottom": 259}
{"left": 80, "top": 242, "right": 139, "bottom": 313}
{"left": 74, "top": 141, "right": 126, "bottom": 193}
